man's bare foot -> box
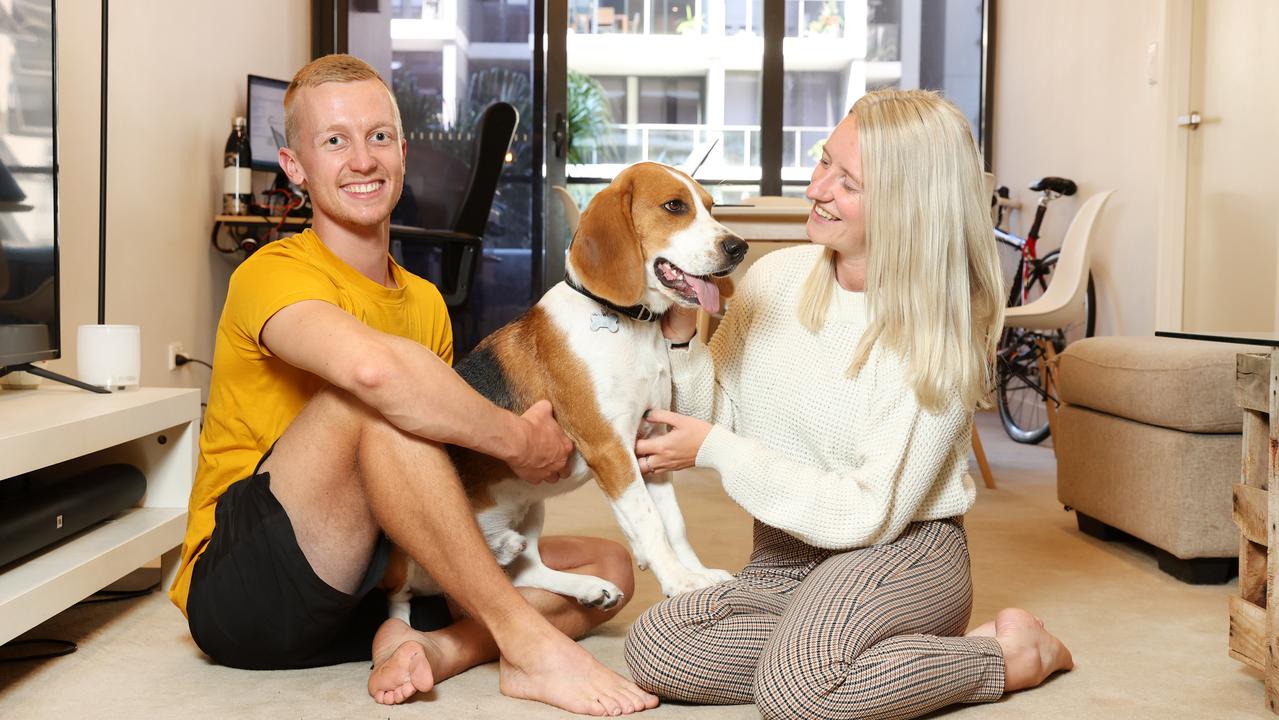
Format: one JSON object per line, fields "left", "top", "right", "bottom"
{"left": 993, "top": 608, "right": 1073, "bottom": 692}
{"left": 368, "top": 618, "right": 441, "bottom": 705}
{"left": 498, "top": 627, "right": 658, "bottom": 716}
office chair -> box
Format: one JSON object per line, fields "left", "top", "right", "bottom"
{"left": 392, "top": 101, "right": 519, "bottom": 310}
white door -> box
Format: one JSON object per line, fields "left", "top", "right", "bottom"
{"left": 1180, "top": 0, "right": 1279, "bottom": 332}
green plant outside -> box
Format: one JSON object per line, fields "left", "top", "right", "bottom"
{"left": 566, "top": 70, "right": 615, "bottom": 164}
{"left": 393, "top": 66, "right": 615, "bottom": 168}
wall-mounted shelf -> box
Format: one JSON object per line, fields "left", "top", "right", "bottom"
{"left": 211, "top": 214, "right": 312, "bottom": 255}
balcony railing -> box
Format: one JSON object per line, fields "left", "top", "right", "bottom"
{"left": 567, "top": 122, "right": 830, "bottom": 180}
{"left": 567, "top": 0, "right": 865, "bottom": 39}
{"left": 569, "top": 0, "right": 706, "bottom": 35}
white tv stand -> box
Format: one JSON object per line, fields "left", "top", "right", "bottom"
{"left": 0, "top": 385, "right": 200, "bottom": 645}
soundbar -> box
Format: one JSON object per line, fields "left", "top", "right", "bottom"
{"left": 0, "top": 464, "right": 146, "bottom": 569}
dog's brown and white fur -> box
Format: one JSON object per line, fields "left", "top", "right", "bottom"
{"left": 384, "top": 162, "right": 747, "bottom": 616}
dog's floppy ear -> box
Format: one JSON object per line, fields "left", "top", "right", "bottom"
{"left": 569, "top": 174, "right": 645, "bottom": 307}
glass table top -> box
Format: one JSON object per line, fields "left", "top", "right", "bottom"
{"left": 1155, "top": 330, "right": 1279, "bottom": 347}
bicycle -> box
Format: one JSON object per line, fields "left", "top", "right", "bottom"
{"left": 992, "top": 176, "right": 1096, "bottom": 444}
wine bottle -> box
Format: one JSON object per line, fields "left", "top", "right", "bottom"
{"left": 222, "top": 116, "right": 253, "bottom": 215}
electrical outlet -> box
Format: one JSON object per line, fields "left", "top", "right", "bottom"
{"left": 167, "top": 341, "right": 184, "bottom": 371}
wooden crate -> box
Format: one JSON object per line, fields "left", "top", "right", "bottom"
{"left": 1229, "top": 350, "right": 1279, "bottom": 712}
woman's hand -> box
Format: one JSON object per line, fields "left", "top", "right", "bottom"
{"left": 660, "top": 305, "right": 698, "bottom": 343}
{"left": 634, "top": 408, "right": 712, "bottom": 474}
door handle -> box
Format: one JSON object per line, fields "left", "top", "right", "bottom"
{"left": 553, "top": 112, "right": 568, "bottom": 158}
{"left": 1176, "top": 111, "right": 1201, "bottom": 130}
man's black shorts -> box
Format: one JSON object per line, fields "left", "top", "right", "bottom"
{"left": 186, "top": 460, "right": 396, "bottom": 675}
{"left": 186, "top": 455, "right": 452, "bottom": 670}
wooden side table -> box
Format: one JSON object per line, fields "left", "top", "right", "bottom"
{"left": 1230, "top": 348, "right": 1278, "bottom": 712}
{"left": 1156, "top": 330, "right": 1279, "bottom": 712}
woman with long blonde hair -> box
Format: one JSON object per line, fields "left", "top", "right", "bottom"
{"left": 626, "top": 89, "right": 1072, "bottom": 719}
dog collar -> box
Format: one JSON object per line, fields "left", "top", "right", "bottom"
{"left": 565, "top": 277, "right": 660, "bottom": 323}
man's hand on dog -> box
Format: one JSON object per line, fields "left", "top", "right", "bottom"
{"left": 635, "top": 409, "right": 712, "bottom": 475}
{"left": 512, "top": 400, "right": 575, "bottom": 484}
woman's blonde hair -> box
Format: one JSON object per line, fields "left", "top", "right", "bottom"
{"left": 798, "top": 89, "right": 1004, "bottom": 412}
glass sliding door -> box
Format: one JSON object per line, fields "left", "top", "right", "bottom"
{"left": 348, "top": 0, "right": 540, "bottom": 355}
{"left": 563, "top": 0, "right": 765, "bottom": 206}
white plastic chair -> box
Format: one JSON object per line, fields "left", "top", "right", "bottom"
{"left": 679, "top": 138, "right": 719, "bottom": 177}
{"left": 1000, "top": 190, "right": 1113, "bottom": 462}
{"left": 551, "top": 184, "right": 580, "bottom": 234}
{"left": 1004, "top": 190, "right": 1114, "bottom": 331}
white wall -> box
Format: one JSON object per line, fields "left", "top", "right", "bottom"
{"left": 50, "top": 0, "right": 310, "bottom": 394}
{"left": 992, "top": 0, "right": 1165, "bottom": 337}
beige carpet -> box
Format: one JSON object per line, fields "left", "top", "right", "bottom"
{"left": 0, "top": 411, "right": 1268, "bottom": 719}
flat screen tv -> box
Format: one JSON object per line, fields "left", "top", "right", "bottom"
{"left": 0, "top": 0, "right": 58, "bottom": 371}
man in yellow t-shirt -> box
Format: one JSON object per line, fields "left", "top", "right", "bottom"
{"left": 172, "top": 54, "right": 657, "bottom": 716}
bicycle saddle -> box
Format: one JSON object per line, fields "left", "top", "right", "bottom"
{"left": 1029, "top": 176, "right": 1077, "bottom": 196}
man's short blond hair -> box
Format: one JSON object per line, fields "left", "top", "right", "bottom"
{"left": 283, "top": 54, "right": 403, "bottom": 148}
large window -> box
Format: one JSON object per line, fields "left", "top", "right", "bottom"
{"left": 567, "top": 0, "right": 710, "bottom": 34}
{"left": 782, "top": 70, "right": 842, "bottom": 176}
{"left": 637, "top": 77, "right": 704, "bottom": 124}
{"left": 596, "top": 76, "right": 628, "bottom": 122}
{"left": 350, "top": 0, "right": 538, "bottom": 353}
{"left": 652, "top": 0, "right": 708, "bottom": 34}
{"left": 725, "top": 0, "right": 764, "bottom": 35}
{"left": 566, "top": 0, "right": 989, "bottom": 202}
{"left": 321, "top": 0, "right": 991, "bottom": 347}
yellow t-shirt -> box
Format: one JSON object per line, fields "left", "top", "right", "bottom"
{"left": 168, "top": 229, "right": 452, "bottom": 616}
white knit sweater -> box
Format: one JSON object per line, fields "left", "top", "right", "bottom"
{"left": 670, "top": 244, "right": 976, "bottom": 550}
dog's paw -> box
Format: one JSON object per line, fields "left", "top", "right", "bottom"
{"left": 658, "top": 567, "right": 734, "bottom": 597}
{"left": 490, "top": 529, "right": 528, "bottom": 566}
{"left": 702, "top": 567, "right": 735, "bottom": 585}
{"left": 576, "top": 577, "right": 625, "bottom": 610}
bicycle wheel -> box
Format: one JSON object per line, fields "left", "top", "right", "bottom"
{"left": 995, "top": 252, "right": 1096, "bottom": 444}
{"left": 996, "top": 328, "right": 1052, "bottom": 444}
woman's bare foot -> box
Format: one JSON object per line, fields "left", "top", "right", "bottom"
{"left": 368, "top": 618, "right": 444, "bottom": 705}
{"left": 968, "top": 610, "right": 1046, "bottom": 638}
{"left": 498, "top": 626, "right": 658, "bottom": 716}
{"left": 965, "top": 620, "right": 996, "bottom": 637}
{"left": 993, "top": 608, "right": 1073, "bottom": 692}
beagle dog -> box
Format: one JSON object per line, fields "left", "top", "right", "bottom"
{"left": 385, "top": 162, "right": 748, "bottom": 616}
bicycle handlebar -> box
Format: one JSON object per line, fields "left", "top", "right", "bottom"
{"left": 994, "top": 227, "right": 1023, "bottom": 249}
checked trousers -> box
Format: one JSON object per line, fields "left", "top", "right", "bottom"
{"left": 623, "top": 518, "right": 1006, "bottom": 720}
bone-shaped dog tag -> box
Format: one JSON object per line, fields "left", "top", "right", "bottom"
{"left": 590, "top": 311, "right": 620, "bottom": 333}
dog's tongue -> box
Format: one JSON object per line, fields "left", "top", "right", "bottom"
{"left": 685, "top": 275, "right": 720, "bottom": 313}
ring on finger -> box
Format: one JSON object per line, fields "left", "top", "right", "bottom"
{"left": 642, "top": 456, "right": 652, "bottom": 474}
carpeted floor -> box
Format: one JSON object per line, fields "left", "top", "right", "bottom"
{"left": 0, "top": 411, "right": 1268, "bottom": 719}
